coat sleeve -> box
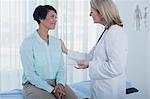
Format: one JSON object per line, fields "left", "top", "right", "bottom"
{"left": 67, "top": 46, "right": 95, "bottom": 62}
{"left": 89, "top": 29, "right": 128, "bottom": 80}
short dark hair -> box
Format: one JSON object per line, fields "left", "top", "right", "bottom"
{"left": 33, "top": 5, "right": 57, "bottom": 24}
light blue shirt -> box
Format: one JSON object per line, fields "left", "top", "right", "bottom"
{"left": 20, "top": 31, "right": 65, "bottom": 93}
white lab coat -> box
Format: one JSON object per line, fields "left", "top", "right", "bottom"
{"left": 67, "top": 25, "right": 128, "bottom": 99}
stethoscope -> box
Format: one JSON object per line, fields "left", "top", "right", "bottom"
{"left": 96, "top": 28, "right": 107, "bottom": 45}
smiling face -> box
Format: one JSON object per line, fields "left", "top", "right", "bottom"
{"left": 90, "top": 7, "right": 106, "bottom": 25}
{"left": 40, "top": 10, "right": 57, "bottom": 30}
{"left": 90, "top": 8, "right": 101, "bottom": 23}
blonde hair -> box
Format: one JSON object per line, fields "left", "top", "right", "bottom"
{"left": 90, "top": 0, "right": 123, "bottom": 29}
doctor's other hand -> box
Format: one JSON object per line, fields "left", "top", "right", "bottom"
{"left": 60, "top": 39, "right": 68, "bottom": 54}
{"left": 75, "top": 60, "right": 89, "bottom": 69}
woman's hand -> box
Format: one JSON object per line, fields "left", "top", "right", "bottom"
{"left": 52, "top": 84, "right": 65, "bottom": 99}
{"left": 60, "top": 39, "right": 68, "bottom": 54}
{"left": 75, "top": 60, "right": 89, "bottom": 69}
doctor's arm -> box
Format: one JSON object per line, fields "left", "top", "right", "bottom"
{"left": 61, "top": 39, "right": 95, "bottom": 61}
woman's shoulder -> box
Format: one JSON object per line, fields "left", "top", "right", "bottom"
{"left": 109, "top": 25, "right": 123, "bottom": 32}
{"left": 49, "top": 36, "right": 61, "bottom": 44}
{"left": 49, "top": 35, "right": 59, "bottom": 40}
{"left": 49, "top": 36, "right": 62, "bottom": 52}
{"left": 106, "top": 25, "right": 127, "bottom": 40}
{"left": 108, "top": 25, "right": 126, "bottom": 35}
{"left": 21, "top": 32, "right": 36, "bottom": 46}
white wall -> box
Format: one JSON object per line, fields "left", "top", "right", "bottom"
{"left": 147, "top": 28, "right": 150, "bottom": 99}
{"left": 148, "top": 0, "right": 150, "bottom": 97}
{"left": 116, "top": 0, "right": 150, "bottom": 99}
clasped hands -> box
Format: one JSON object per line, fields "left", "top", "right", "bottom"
{"left": 52, "top": 84, "right": 65, "bottom": 99}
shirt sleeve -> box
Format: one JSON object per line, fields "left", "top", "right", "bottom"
{"left": 89, "top": 29, "right": 128, "bottom": 80}
{"left": 55, "top": 40, "right": 65, "bottom": 86}
{"left": 20, "top": 39, "right": 54, "bottom": 93}
{"left": 56, "top": 52, "right": 65, "bottom": 86}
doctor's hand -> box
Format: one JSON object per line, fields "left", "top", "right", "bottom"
{"left": 75, "top": 60, "right": 89, "bottom": 69}
{"left": 60, "top": 39, "right": 68, "bottom": 54}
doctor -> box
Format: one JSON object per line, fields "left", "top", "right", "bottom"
{"left": 61, "top": 0, "right": 128, "bottom": 99}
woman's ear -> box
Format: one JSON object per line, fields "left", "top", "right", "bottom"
{"left": 40, "top": 19, "right": 43, "bottom": 23}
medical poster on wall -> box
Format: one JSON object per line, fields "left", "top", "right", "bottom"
{"left": 116, "top": 0, "right": 149, "bottom": 32}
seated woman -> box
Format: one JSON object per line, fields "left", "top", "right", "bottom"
{"left": 20, "top": 5, "right": 77, "bottom": 99}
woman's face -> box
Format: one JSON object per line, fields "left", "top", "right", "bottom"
{"left": 41, "top": 10, "right": 57, "bottom": 30}
{"left": 90, "top": 7, "right": 105, "bottom": 25}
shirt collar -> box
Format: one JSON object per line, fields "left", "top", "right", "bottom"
{"left": 34, "top": 30, "right": 49, "bottom": 44}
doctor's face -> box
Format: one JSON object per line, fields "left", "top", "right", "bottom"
{"left": 90, "top": 7, "right": 105, "bottom": 25}
{"left": 41, "top": 10, "right": 57, "bottom": 30}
